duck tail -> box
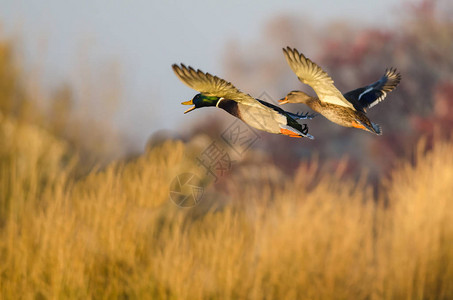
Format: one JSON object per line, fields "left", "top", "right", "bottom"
{"left": 371, "top": 122, "right": 382, "bottom": 135}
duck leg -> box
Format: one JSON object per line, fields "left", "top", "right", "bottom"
{"left": 279, "top": 124, "right": 314, "bottom": 139}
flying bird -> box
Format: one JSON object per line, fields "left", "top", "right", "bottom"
{"left": 279, "top": 47, "right": 401, "bottom": 135}
{"left": 173, "top": 63, "right": 315, "bottom": 139}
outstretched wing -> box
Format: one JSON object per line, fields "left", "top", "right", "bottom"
{"left": 343, "top": 68, "right": 401, "bottom": 111}
{"left": 172, "top": 64, "right": 264, "bottom": 108}
{"left": 283, "top": 47, "right": 355, "bottom": 110}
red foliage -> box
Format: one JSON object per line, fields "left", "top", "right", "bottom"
{"left": 412, "top": 81, "right": 453, "bottom": 139}
{"left": 185, "top": 0, "right": 453, "bottom": 182}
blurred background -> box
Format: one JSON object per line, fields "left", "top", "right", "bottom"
{"left": 0, "top": 0, "right": 402, "bottom": 144}
{"left": 0, "top": 0, "right": 452, "bottom": 298}
{"left": 2, "top": 0, "right": 452, "bottom": 177}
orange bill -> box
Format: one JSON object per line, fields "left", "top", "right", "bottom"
{"left": 278, "top": 96, "right": 289, "bottom": 104}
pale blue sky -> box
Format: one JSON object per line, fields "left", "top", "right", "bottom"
{"left": 1, "top": 0, "right": 406, "bottom": 148}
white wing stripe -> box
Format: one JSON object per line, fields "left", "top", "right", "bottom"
{"left": 368, "top": 91, "right": 387, "bottom": 108}
{"left": 358, "top": 87, "right": 374, "bottom": 100}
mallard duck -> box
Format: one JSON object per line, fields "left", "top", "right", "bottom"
{"left": 172, "top": 64, "right": 315, "bottom": 139}
{"left": 279, "top": 47, "right": 401, "bottom": 135}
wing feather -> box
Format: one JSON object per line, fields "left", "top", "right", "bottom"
{"left": 172, "top": 64, "right": 264, "bottom": 107}
{"left": 343, "top": 68, "right": 401, "bottom": 111}
{"left": 283, "top": 47, "right": 355, "bottom": 110}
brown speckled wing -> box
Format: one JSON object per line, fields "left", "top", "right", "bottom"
{"left": 283, "top": 47, "right": 355, "bottom": 110}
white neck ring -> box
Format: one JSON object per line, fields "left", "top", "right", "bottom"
{"left": 216, "top": 97, "right": 224, "bottom": 108}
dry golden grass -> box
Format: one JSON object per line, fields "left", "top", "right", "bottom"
{"left": 0, "top": 36, "right": 125, "bottom": 174}
{"left": 0, "top": 31, "right": 451, "bottom": 300}
{"left": 0, "top": 109, "right": 451, "bottom": 299}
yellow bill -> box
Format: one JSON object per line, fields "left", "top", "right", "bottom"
{"left": 181, "top": 100, "right": 196, "bottom": 114}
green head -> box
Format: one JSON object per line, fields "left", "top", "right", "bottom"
{"left": 181, "top": 94, "right": 221, "bottom": 114}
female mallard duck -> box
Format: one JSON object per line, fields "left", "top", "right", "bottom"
{"left": 279, "top": 47, "right": 401, "bottom": 135}
{"left": 172, "top": 64, "right": 315, "bottom": 139}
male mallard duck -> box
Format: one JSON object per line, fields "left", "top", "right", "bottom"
{"left": 279, "top": 47, "right": 401, "bottom": 135}
{"left": 172, "top": 64, "right": 315, "bottom": 139}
